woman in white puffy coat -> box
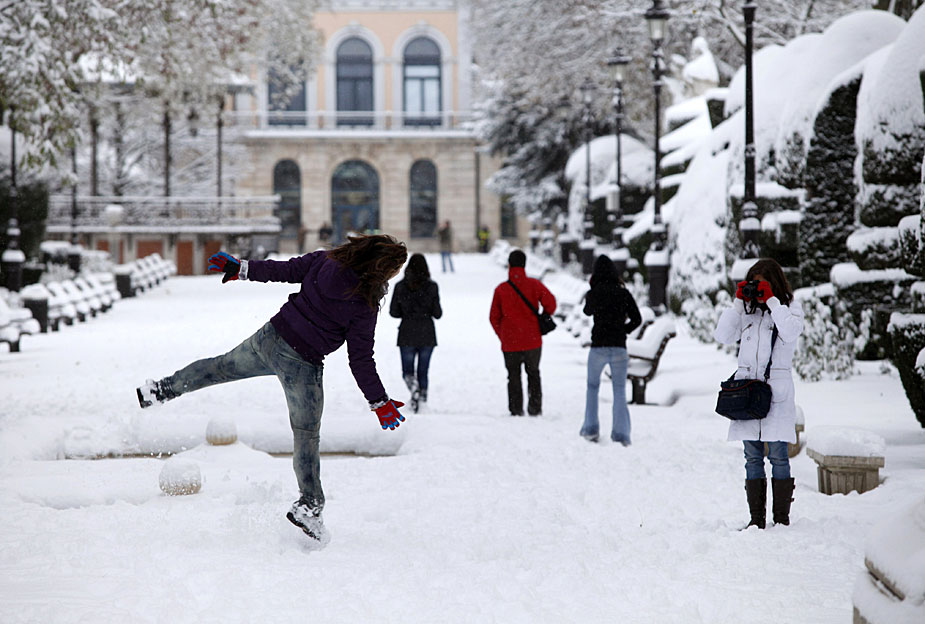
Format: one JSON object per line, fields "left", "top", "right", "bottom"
{"left": 714, "top": 258, "right": 804, "bottom": 529}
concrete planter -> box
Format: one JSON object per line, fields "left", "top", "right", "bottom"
{"left": 806, "top": 448, "right": 884, "bottom": 495}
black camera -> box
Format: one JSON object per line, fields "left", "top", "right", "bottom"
{"left": 741, "top": 280, "right": 761, "bottom": 301}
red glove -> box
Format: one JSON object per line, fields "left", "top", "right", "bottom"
{"left": 373, "top": 399, "right": 405, "bottom": 430}
{"left": 756, "top": 280, "right": 773, "bottom": 303}
{"left": 207, "top": 251, "right": 241, "bottom": 283}
{"left": 735, "top": 280, "right": 748, "bottom": 301}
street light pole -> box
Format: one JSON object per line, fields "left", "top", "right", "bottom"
{"left": 607, "top": 47, "right": 631, "bottom": 276}
{"left": 644, "top": 0, "right": 670, "bottom": 311}
{"left": 739, "top": 1, "right": 761, "bottom": 264}
{"left": 2, "top": 107, "right": 24, "bottom": 291}
{"left": 579, "top": 76, "right": 597, "bottom": 275}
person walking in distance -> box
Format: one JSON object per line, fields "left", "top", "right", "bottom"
{"left": 580, "top": 255, "right": 642, "bottom": 445}
{"left": 714, "top": 258, "right": 804, "bottom": 529}
{"left": 389, "top": 253, "right": 442, "bottom": 411}
{"left": 489, "top": 249, "right": 557, "bottom": 416}
{"left": 437, "top": 220, "right": 454, "bottom": 273}
{"left": 135, "top": 234, "right": 409, "bottom": 548}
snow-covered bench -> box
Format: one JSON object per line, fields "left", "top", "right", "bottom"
{"left": 852, "top": 497, "right": 925, "bottom": 624}
{"left": 806, "top": 427, "right": 885, "bottom": 495}
{"left": 0, "top": 293, "right": 42, "bottom": 352}
{"left": 625, "top": 316, "right": 677, "bottom": 404}
{"left": 45, "top": 282, "right": 80, "bottom": 326}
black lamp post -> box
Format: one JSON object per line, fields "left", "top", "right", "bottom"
{"left": 607, "top": 46, "right": 631, "bottom": 276}
{"left": 2, "top": 107, "right": 24, "bottom": 292}
{"left": 738, "top": 1, "right": 761, "bottom": 267}
{"left": 68, "top": 145, "right": 82, "bottom": 273}
{"left": 579, "top": 76, "right": 597, "bottom": 275}
{"left": 644, "top": 0, "right": 670, "bottom": 311}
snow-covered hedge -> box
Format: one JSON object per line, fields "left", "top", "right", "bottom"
{"left": 794, "top": 293, "right": 858, "bottom": 382}
{"left": 831, "top": 262, "right": 917, "bottom": 359}
{"left": 888, "top": 313, "right": 925, "bottom": 428}
{"left": 847, "top": 227, "right": 902, "bottom": 270}
{"left": 800, "top": 76, "right": 862, "bottom": 286}
{"left": 898, "top": 215, "right": 923, "bottom": 277}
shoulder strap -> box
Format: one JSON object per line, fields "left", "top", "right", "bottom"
{"left": 507, "top": 280, "right": 540, "bottom": 319}
{"left": 763, "top": 325, "right": 779, "bottom": 382}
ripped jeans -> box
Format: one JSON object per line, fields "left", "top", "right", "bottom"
{"left": 164, "top": 322, "right": 325, "bottom": 511}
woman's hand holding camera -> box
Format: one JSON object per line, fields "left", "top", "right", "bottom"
{"left": 735, "top": 279, "right": 774, "bottom": 308}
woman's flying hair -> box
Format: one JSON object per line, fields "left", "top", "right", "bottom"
{"left": 327, "top": 234, "right": 408, "bottom": 309}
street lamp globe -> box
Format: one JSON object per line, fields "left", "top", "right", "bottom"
{"left": 645, "top": 0, "right": 670, "bottom": 43}
{"left": 606, "top": 47, "right": 630, "bottom": 84}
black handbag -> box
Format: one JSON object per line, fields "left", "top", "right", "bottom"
{"left": 507, "top": 280, "right": 556, "bottom": 335}
{"left": 715, "top": 325, "right": 778, "bottom": 420}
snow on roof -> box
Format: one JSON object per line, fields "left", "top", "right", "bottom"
{"left": 856, "top": 6, "right": 925, "bottom": 154}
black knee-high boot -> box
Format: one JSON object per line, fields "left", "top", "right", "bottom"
{"left": 745, "top": 478, "right": 767, "bottom": 529}
{"left": 772, "top": 478, "right": 795, "bottom": 526}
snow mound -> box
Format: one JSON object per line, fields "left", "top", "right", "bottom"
{"left": 158, "top": 458, "right": 202, "bottom": 496}
{"left": 206, "top": 417, "right": 238, "bottom": 446}
{"left": 806, "top": 426, "right": 885, "bottom": 457}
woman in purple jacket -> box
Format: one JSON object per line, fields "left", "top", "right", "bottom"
{"left": 135, "top": 234, "right": 408, "bottom": 547}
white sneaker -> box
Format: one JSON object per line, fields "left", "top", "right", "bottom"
{"left": 286, "top": 500, "right": 331, "bottom": 548}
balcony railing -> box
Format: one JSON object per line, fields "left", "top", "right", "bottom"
{"left": 223, "top": 109, "right": 475, "bottom": 132}
{"left": 47, "top": 195, "right": 281, "bottom": 232}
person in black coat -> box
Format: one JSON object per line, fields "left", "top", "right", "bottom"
{"left": 389, "top": 253, "right": 443, "bottom": 404}
{"left": 580, "top": 255, "right": 642, "bottom": 445}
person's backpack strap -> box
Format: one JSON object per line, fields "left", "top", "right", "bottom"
{"left": 507, "top": 280, "right": 540, "bottom": 319}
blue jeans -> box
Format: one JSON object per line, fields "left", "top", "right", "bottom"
{"left": 165, "top": 322, "right": 325, "bottom": 510}
{"left": 400, "top": 345, "right": 434, "bottom": 391}
{"left": 581, "top": 347, "right": 631, "bottom": 443}
{"left": 744, "top": 440, "right": 791, "bottom": 480}
{"left": 440, "top": 251, "right": 454, "bottom": 273}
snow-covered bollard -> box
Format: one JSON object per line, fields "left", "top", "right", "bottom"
{"left": 158, "top": 458, "right": 202, "bottom": 496}
{"left": 205, "top": 417, "right": 237, "bottom": 446}
{"left": 806, "top": 427, "right": 885, "bottom": 495}
{"left": 852, "top": 497, "right": 925, "bottom": 624}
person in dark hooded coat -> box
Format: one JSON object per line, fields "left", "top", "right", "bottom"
{"left": 580, "top": 255, "right": 641, "bottom": 445}
{"left": 389, "top": 253, "right": 442, "bottom": 403}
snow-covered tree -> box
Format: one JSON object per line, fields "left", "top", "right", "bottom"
{"left": 0, "top": 0, "right": 321, "bottom": 174}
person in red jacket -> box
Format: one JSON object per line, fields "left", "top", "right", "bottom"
{"left": 489, "top": 249, "right": 557, "bottom": 416}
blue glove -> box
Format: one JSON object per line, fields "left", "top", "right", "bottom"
{"left": 208, "top": 252, "right": 241, "bottom": 283}
{"left": 374, "top": 399, "right": 406, "bottom": 430}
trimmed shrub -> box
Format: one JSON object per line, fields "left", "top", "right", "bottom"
{"left": 793, "top": 294, "right": 858, "bottom": 382}
{"left": 801, "top": 78, "right": 861, "bottom": 286}
{"left": 847, "top": 227, "right": 901, "bottom": 270}
{"left": 888, "top": 313, "right": 925, "bottom": 428}
{"left": 899, "top": 214, "right": 923, "bottom": 277}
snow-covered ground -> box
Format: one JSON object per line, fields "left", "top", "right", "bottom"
{"left": 1, "top": 252, "right": 923, "bottom": 623}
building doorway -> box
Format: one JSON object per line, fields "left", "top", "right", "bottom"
{"left": 331, "top": 160, "right": 379, "bottom": 243}
{"left": 273, "top": 159, "right": 302, "bottom": 249}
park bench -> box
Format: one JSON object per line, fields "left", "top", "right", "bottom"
{"left": 0, "top": 292, "right": 42, "bottom": 352}
{"left": 625, "top": 316, "right": 677, "bottom": 404}
{"left": 45, "top": 282, "right": 80, "bottom": 325}
{"left": 805, "top": 427, "right": 885, "bottom": 495}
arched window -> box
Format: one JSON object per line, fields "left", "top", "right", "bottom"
{"left": 267, "top": 67, "right": 306, "bottom": 126}
{"left": 409, "top": 160, "right": 437, "bottom": 238}
{"left": 273, "top": 160, "right": 302, "bottom": 244}
{"left": 403, "top": 37, "right": 441, "bottom": 126}
{"left": 331, "top": 160, "right": 379, "bottom": 243}
{"left": 336, "top": 38, "right": 374, "bottom": 126}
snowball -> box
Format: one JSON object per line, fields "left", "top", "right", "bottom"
{"left": 806, "top": 426, "right": 886, "bottom": 458}
{"left": 205, "top": 417, "right": 238, "bottom": 446}
{"left": 158, "top": 458, "right": 202, "bottom": 496}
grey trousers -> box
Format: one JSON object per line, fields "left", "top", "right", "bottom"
{"left": 165, "top": 322, "right": 325, "bottom": 511}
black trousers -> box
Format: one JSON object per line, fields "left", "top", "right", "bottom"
{"left": 503, "top": 347, "right": 542, "bottom": 416}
